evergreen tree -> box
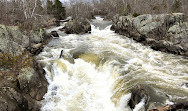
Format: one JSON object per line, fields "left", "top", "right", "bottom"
{"left": 47, "top": 0, "right": 54, "bottom": 14}
{"left": 54, "top": 0, "right": 66, "bottom": 20}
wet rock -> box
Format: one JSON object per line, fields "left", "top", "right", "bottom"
{"left": 149, "top": 101, "right": 188, "bottom": 111}
{"left": 111, "top": 13, "right": 188, "bottom": 57}
{"left": 128, "top": 85, "right": 148, "bottom": 109}
{"left": 51, "top": 31, "right": 59, "bottom": 37}
{"left": 62, "top": 18, "right": 91, "bottom": 34}
{"left": 182, "top": 83, "right": 188, "bottom": 88}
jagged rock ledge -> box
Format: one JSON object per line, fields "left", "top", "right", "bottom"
{"left": 0, "top": 24, "right": 52, "bottom": 111}
{"left": 111, "top": 13, "right": 188, "bottom": 57}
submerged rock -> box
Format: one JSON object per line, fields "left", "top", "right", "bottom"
{"left": 62, "top": 18, "right": 91, "bottom": 34}
{"left": 111, "top": 13, "right": 188, "bottom": 57}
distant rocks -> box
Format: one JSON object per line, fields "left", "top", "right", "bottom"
{"left": 111, "top": 13, "right": 188, "bottom": 57}
{"left": 60, "top": 18, "right": 91, "bottom": 34}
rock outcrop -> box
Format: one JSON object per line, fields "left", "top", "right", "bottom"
{"left": 149, "top": 101, "right": 188, "bottom": 111}
{"left": 0, "top": 24, "right": 50, "bottom": 111}
{"left": 61, "top": 18, "right": 91, "bottom": 34}
{"left": 111, "top": 13, "right": 188, "bottom": 56}
{"left": 0, "top": 61, "right": 48, "bottom": 111}
{"left": 0, "top": 24, "right": 51, "bottom": 55}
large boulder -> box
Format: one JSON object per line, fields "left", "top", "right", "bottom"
{"left": 0, "top": 61, "right": 48, "bottom": 111}
{"left": 0, "top": 24, "right": 51, "bottom": 54}
{"left": 62, "top": 18, "right": 91, "bottom": 34}
{"left": 18, "top": 67, "right": 47, "bottom": 101}
{"left": 111, "top": 13, "right": 188, "bottom": 56}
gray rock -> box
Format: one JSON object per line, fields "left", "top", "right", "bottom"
{"left": 0, "top": 24, "right": 51, "bottom": 54}
{"left": 62, "top": 18, "right": 91, "bottom": 34}
{"left": 0, "top": 64, "right": 48, "bottom": 111}
{"left": 18, "top": 67, "right": 47, "bottom": 101}
{"left": 111, "top": 13, "right": 188, "bottom": 56}
{"left": 0, "top": 24, "right": 50, "bottom": 110}
{"left": 0, "top": 87, "right": 29, "bottom": 111}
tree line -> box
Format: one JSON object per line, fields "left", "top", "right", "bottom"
{"left": 0, "top": 0, "right": 66, "bottom": 28}
{"left": 0, "top": 0, "right": 187, "bottom": 26}
{"left": 66, "top": 0, "right": 188, "bottom": 19}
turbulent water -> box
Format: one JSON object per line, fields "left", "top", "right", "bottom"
{"left": 37, "top": 17, "right": 188, "bottom": 111}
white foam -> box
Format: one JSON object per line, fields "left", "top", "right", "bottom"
{"left": 41, "top": 59, "right": 119, "bottom": 111}
{"left": 133, "top": 99, "right": 145, "bottom": 111}
{"left": 38, "top": 19, "right": 188, "bottom": 111}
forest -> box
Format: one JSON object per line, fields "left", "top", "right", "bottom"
{"left": 0, "top": 0, "right": 187, "bottom": 27}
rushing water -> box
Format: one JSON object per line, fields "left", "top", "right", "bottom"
{"left": 37, "top": 17, "right": 188, "bottom": 111}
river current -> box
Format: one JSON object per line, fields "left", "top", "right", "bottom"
{"left": 37, "top": 17, "right": 188, "bottom": 111}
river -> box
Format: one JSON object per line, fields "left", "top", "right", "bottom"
{"left": 37, "top": 17, "right": 188, "bottom": 111}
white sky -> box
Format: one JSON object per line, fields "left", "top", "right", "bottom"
{"left": 60, "top": 0, "right": 69, "bottom": 2}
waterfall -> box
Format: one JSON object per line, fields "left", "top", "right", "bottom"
{"left": 37, "top": 17, "right": 188, "bottom": 111}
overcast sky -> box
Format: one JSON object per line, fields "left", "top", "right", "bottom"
{"left": 60, "top": 0, "right": 69, "bottom": 2}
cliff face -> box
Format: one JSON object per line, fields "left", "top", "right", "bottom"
{"left": 111, "top": 13, "right": 188, "bottom": 57}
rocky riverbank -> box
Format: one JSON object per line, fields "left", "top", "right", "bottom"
{"left": 111, "top": 13, "right": 188, "bottom": 57}
{"left": 0, "top": 24, "right": 52, "bottom": 111}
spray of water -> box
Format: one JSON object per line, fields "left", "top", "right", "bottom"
{"left": 37, "top": 17, "right": 188, "bottom": 111}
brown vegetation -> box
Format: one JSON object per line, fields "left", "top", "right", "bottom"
{"left": 0, "top": 49, "right": 33, "bottom": 75}
{"left": 0, "top": 0, "right": 44, "bottom": 26}
{"left": 66, "top": 0, "right": 188, "bottom": 19}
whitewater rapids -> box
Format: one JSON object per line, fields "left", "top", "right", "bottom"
{"left": 37, "top": 17, "right": 188, "bottom": 111}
